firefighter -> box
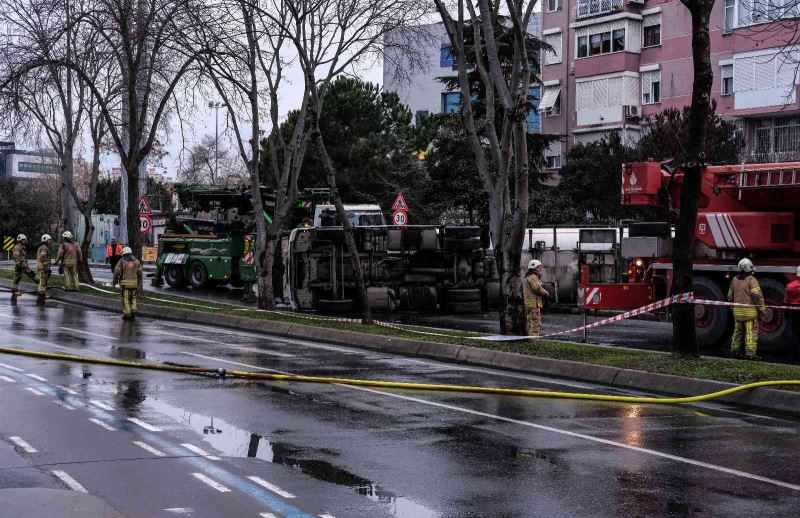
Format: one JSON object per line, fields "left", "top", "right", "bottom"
{"left": 728, "top": 258, "right": 767, "bottom": 360}
{"left": 10, "top": 234, "right": 37, "bottom": 297}
{"left": 56, "top": 231, "right": 82, "bottom": 291}
{"left": 523, "top": 259, "right": 549, "bottom": 337}
{"left": 106, "top": 237, "right": 123, "bottom": 272}
{"left": 785, "top": 266, "right": 800, "bottom": 342}
{"left": 36, "top": 234, "right": 53, "bottom": 303}
{"left": 112, "top": 247, "right": 142, "bottom": 320}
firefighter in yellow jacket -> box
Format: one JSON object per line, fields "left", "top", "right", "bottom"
{"left": 56, "top": 231, "right": 82, "bottom": 291}
{"left": 523, "top": 260, "right": 549, "bottom": 337}
{"left": 728, "top": 258, "right": 767, "bottom": 359}
{"left": 11, "top": 234, "right": 37, "bottom": 297}
{"left": 112, "top": 247, "right": 142, "bottom": 320}
{"left": 36, "top": 234, "right": 53, "bottom": 303}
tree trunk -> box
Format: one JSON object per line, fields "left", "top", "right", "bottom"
{"left": 671, "top": 0, "right": 714, "bottom": 357}
{"left": 258, "top": 234, "right": 278, "bottom": 310}
{"left": 125, "top": 163, "right": 142, "bottom": 259}
{"left": 78, "top": 209, "right": 94, "bottom": 284}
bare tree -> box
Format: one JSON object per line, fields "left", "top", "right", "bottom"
{"left": 433, "top": 0, "right": 539, "bottom": 335}
{"left": 178, "top": 134, "right": 237, "bottom": 185}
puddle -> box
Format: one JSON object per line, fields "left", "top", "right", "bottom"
{"left": 144, "top": 398, "right": 441, "bottom": 518}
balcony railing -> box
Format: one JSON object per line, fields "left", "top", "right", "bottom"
{"left": 574, "top": 0, "right": 624, "bottom": 19}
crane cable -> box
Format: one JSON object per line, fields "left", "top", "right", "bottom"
{"left": 0, "top": 346, "right": 797, "bottom": 405}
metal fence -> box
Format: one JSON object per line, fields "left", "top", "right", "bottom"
{"left": 574, "top": 0, "right": 624, "bottom": 19}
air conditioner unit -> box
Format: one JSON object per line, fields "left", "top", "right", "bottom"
{"left": 624, "top": 105, "right": 640, "bottom": 118}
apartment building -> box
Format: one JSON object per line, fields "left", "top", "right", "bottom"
{"left": 541, "top": 0, "right": 800, "bottom": 169}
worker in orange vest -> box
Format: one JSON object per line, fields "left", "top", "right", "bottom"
{"left": 106, "top": 237, "right": 123, "bottom": 272}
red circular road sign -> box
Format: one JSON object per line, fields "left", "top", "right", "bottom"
{"left": 139, "top": 214, "right": 152, "bottom": 235}
{"left": 392, "top": 210, "right": 408, "bottom": 226}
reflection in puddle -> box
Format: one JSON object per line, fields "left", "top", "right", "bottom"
{"left": 145, "top": 398, "right": 441, "bottom": 518}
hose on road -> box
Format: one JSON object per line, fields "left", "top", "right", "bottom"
{"left": 0, "top": 346, "right": 797, "bottom": 405}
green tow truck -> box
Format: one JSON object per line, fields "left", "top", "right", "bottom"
{"left": 151, "top": 185, "right": 327, "bottom": 302}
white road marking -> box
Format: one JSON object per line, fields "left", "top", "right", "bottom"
{"left": 24, "top": 387, "right": 45, "bottom": 396}
{"left": 191, "top": 472, "right": 230, "bottom": 492}
{"left": 260, "top": 513, "right": 279, "bottom": 518}
{"left": 182, "top": 353, "right": 290, "bottom": 375}
{"left": 9, "top": 436, "right": 37, "bottom": 453}
{"left": 53, "top": 400, "right": 75, "bottom": 410}
{"left": 57, "top": 385, "right": 79, "bottom": 395}
{"left": 153, "top": 329, "right": 293, "bottom": 358}
{"left": 319, "top": 515, "right": 337, "bottom": 518}
{"left": 88, "top": 418, "right": 117, "bottom": 431}
{"left": 0, "top": 375, "right": 15, "bottom": 383}
{"left": 90, "top": 400, "right": 115, "bottom": 411}
{"left": 24, "top": 373, "right": 47, "bottom": 382}
{"left": 181, "top": 443, "right": 220, "bottom": 460}
{"left": 133, "top": 441, "right": 166, "bottom": 457}
{"left": 51, "top": 470, "right": 88, "bottom": 493}
{"left": 247, "top": 476, "right": 295, "bottom": 499}
{"left": 0, "top": 362, "right": 23, "bottom": 372}
{"left": 164, "top": 509, "right": 194, "bottom": 514}
{"left": 60, "top": 327, "right": 118, "bottom": 341}
{"left": 127, "top": 418, "right": 162, "bottom": 432}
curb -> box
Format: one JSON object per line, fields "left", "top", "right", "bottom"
{"left": 3, "top": 278, "right": 799, "bottom": 416}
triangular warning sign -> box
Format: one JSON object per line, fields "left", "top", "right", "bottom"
{"left": 391, "top": 192, "right": 408, "bottom": 212}
{"left": 138, "top": 196, "right": 153, "bottom": 215}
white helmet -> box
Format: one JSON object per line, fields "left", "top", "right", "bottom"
{"left": 528, "top": 259, "right": 542, "bottom": 270}
{"left": 41, "top": 234, "right": 52, "bottom": 243}
{"left": 62, "top": 231, "right": 73, "bottom": 239}
{"left": 16, "top": 234, "right": 27, "bottom": 242}
{"left": 122, "top": 246, "right": 133, "bottom": 255}
{"left": 796, "top": 265, "right": 800, "bottom": 277}
{"left": 737, "top": 258, "right": 755, "bottom": 273}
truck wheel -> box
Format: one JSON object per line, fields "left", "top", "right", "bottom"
{"left": 189, "top": 262, "right": 209, "bottom": 290}
{"left": 693, "top": 276, "right": 730, "bottom": 348}
{"left": 446, "top": 288, "right": 482, "bottom": 303}
{"left": 446, "top": 301, "right": 483, "bottom": 313}
{"left": 316, "top": 299, "right": 355, "bottom": 313}
{"left": 757, "top": 278, "right": 795, "bottom": 353}
{"left": 164, "top": 266, "right": 186, "bottom": 288}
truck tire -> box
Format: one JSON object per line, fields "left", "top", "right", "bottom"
{"left": 757, "top": 278, "right": 795, "bottom": 353}
{"left": 164, "top": 266, "right": 186, "bottom": 288}
{"left": 446, "top": 288, "right": 482, "bottom": 303}
{"left": 446, "top": 301, "right": 483, "bottom": 313}
{"left": 693, "top": 276, "right": 730, "bottom": 348}
{"left": 189, "top": 262, "right": 209, "bottom": 290}
{"left": 316, "top": 299, "right": 355, "bottom": 313}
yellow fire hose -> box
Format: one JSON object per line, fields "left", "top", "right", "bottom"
{"left": 1, "top": 346, "right": 798, "bottom": 405}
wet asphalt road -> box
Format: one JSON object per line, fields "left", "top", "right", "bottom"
{"left": 0, "top": 294, "right": 799, "bottom": 517}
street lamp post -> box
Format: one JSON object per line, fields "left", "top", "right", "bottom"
{"left": 208, "top": 101, "right": 224, "bottom": 184}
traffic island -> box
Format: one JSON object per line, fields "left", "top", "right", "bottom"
{"left": 1, "top": 272, "right": 799, "bottom": 416}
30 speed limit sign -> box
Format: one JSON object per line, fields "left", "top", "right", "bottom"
{"left": 392, "top": 210, "right": 408, "bottom": 226}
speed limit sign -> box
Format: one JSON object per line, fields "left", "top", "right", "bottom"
{"left": 392, "top": 210, "right": 407, "bottom": 226}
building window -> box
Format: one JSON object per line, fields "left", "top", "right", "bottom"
{"left": 721, "top": 64, "right": 734, "bottom": 95}
{"left": 641, "top": 70, "right": 661, "bottom": 104}
{"left": 579, "top": 28, "right": 624, "bottom": 58}
{"left": 526, "top": 87, "right": 541, "bottom": 133}
{"left": 440, "top": 44, "right": 455, "bottom": 68}
{"left": 752, "top": 117, "right": 800, "bottom": 160}
{"left": 18, "top": 161, "right": 59, "bottom": 174}
{"left": 547, "top": 0, "right": 563, "bottom": 12}
{"left": 545, "top": 154, "right": 562, "bottom": 169}
{"left": 724, "top": 0, "right": 736, "bottom": 32}
{"left": 441, "top": 92, "right": 460, "bottom": 114}
{"left": 540, "top": 85, "right": 561, "bottom": 117}
{"left": 643, "top": 23, "right": 661, "bottom": 47}
{"left": 544, "top": 32, "right": 562, "bottom": 65}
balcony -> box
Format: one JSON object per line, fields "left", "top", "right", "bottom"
{"left": 574, "top": 0, "right": 625, "bottom": 20}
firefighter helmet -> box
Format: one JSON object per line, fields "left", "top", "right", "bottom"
{"left": 41, "top": 234, "right": 52, "bottom": 243}
{"left": 737, "top": 258, "right": 755, "bottom": 273}
{"left": 110, "top": 236, "right": 117, "bottom": 243}
{"left": 796, "top": 265, "right": 800, "bottom": 277}
{"left": 62, "top": 231, "right": 73, "bottom": 240}
{"left": 527, "top": 259, "right": 542, "bottom": 271}
{"left": 16, "top": 234, "right": 27, "bottom": 242}
{"left": 122, "top": 246, "right": 133, "bottom": 255}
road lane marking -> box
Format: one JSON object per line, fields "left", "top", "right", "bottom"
{"left": 181, "top": 443, "right": 221, "bottom": 460}
{"left": 127, "top": 418, "right": 162, "bottom": 432}
{"left": 51, "top": 470, "right": 88, "bottom": 493}
{"left": 182, "top": 353, "right": 291, "bottom": 374}
{"left": 0, "top": 362, "right": 23, "bottom": 372}
{"left": 346, "top": 384, "right": 800, "bottom": 492}
{"left": 260, "top": 513, "right": 279, "bottom": 518}
{"left": 60, "top": 327, "right": 118, "bottom": 341}
{"left": 57, "top": 385, "right": 79, "bottom": 395}
{"left": 88, "top": 418, "right": 117, "bottom": 431}
{"left": 90, "top": 400, "right": 115, "bottom": 411}
{"left": 319, "top": 515, "right": 337, "bottom": 518}
{"left": 53, "top": 400, "right": 75, "bottom": 410}
{"left": 24, "top": 373, "right": 47, "bottom": 382}
{"left": 9, "top": 436, "right": 37, "bottom": 453}
{"left": 164, "top": 509, "right": 194, "bottom": 514}
{"left": 248, "top": 476, "right": 295, "bottom": 499}
{"left": 154, "top": 329, "right": 293, "bottom": 358}
{"left": 24, "top": 387, "right": 45, "bottom": 396}
{"left": 133, "top": 441, "right": 166, "bottom": 457}
{"left": 0, "top": 375, "right": 15, "bottom": 383}
{"left": 191, "top": 472, "right": 230, "bottom": 492}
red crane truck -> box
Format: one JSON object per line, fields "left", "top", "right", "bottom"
{"left": 578, "top": 160, "right": 800, "bottom": 352}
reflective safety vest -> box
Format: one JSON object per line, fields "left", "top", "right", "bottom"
{"left": 106, "top": 243, "right": 123, "bottom": 258}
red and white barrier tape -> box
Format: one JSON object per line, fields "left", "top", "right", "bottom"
{"left": 692, "top": 298, "right": 800, "bottom": 311}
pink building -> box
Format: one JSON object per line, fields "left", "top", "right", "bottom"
{"left": 540, "top": 0, "right": 800, "bottom": 170}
